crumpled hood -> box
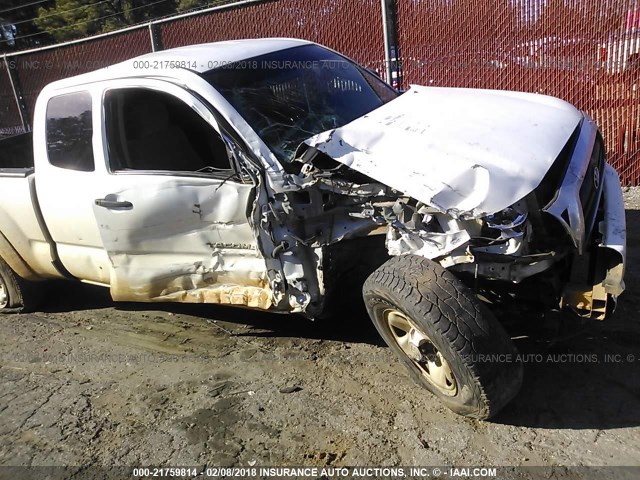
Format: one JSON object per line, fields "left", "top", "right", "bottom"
{"left": 304, "top": 85, "right": 583, "bottom": 218}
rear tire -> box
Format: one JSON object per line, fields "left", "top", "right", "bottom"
{"left": 363, "top": 255, "right": 522, "bottom": 419}
{"left": 0, "top": 257, "right": 43, "bottom": 313}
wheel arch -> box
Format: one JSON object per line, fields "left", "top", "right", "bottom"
{"left": 0, "top": 230, "right": 40, "bottom": 281}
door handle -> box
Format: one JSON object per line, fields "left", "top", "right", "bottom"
{"left": 95, "top": 198, "right": 133, "bottom": 209}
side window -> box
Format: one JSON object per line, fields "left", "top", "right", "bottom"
{"left": 46, "top": 92, "right": 95, "bottom": 172}
{"left": 359, "top": 68, "right": 398, "bottom": 104}
{"left": 104, "top": 88, "right": 232, "bottom": 173}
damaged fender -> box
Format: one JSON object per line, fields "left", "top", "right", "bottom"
{"left": 93, "top": 177, "right": 272, "bottom": 308}
{"left": 305, "top": 85, "right": 583, "bottom": 219}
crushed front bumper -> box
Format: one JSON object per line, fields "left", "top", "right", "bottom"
{"left": 562, "top": 162, "right": 626, "bottom": 320}
{"left": 598, "top": 163, "right": 626, "bottom": 297}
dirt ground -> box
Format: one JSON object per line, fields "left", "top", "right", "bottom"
{"left": 1, "top": 190, "right": 640, "bottom": 478}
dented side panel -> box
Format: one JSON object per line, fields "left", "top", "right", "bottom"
{"left": 93, "top": 176, "right": 272, "bottom": 307}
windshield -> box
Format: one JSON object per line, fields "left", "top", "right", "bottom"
{"left": 201, "top": 44, "right": 398, "bottom": 163}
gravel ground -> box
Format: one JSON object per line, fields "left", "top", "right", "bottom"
{"left": 1, "top": 190, "right": 640, "bottom": 478}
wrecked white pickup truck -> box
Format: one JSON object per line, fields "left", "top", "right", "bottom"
{"left": 0, "top": 39, "right": 626, "bottom": 419}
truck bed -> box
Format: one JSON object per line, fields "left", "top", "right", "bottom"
{"left": 0, "top": 132, "right": 34, "bottom": 174}
{"left": 0, "top": 133, "right": 58, "bottom": 279}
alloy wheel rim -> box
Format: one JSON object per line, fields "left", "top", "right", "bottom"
{"left": 385, "top": 308, "right": 457, "bottom": 396}
{"left": 0, "top": 278, "right": 8, "bottom": 309}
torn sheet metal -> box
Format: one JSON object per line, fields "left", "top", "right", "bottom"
{"left": 305, "top": 85, "right": 583, "bottom": 218}
{"left": 386, "top": 226, "right": 471, "bottom": 259}
{"left": 107, "top": 250, "right": 271, "bottom": 307}
{"left": 144, "top": 282, "right": 272, "bottom": 309}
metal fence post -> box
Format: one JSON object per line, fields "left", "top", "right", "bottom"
{"left": 3, "top": 54, "right": 30, "bottom": 131}
{"left": 380, "top": 0, "right": 392, "bottom": 85}
{"left": 380, "top": 0, "right": 401, "bottom": 89}
{"left": 149, "top": 22, "right": 164, "bottom": 52}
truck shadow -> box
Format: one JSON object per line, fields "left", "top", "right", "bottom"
{"left": 40, "top": 281, "right": 385, "bottom": 346}
{"left": 39, "top": 209, "right": 640, "bottom": 430}
{"left": 497, "top": 207, "right": 640, "bottom": 429}
{"left": 497, "top": 321, "right": 640, "bottom": 429}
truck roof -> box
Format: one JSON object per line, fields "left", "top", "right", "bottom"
{"left": 44, "top": 38, "right": 313, "bottom": 91}
{"left": 132, "top": 38, "right": 312, "bottom": 73}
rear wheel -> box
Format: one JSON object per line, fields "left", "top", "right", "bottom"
{"left": 0, "top": 257, "right": 43, "bottom": 313}
{"left": 0, "top": 271, "right": 8, "bottom": 309}
{"left": 363, "top": 255, "right": 523, "bottom": 419}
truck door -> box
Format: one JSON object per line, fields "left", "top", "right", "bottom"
{"left": 35, "top": 89, "right": 113, "bottom": 284}
{"left": 93, "top": 83, "right": 272, "bottom": 309}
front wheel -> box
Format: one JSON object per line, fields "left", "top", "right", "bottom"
{"left": 363, "top": 255, "right": 522, "bottom": 419}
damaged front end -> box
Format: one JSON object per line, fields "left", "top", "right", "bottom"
{"left": 271, "top": 88, "right": 626, "bottom": 321}
{"left": 199, "top": 51, "right": 624, "bottom": 321}
{"left": 250, "top": 153, "right": 398, "bottom": 316}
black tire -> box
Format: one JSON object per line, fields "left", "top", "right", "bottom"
{"left": 363, "top": 255, "right": 523, "bottom": 419}
{"left": 0, "top": 256, "right": 43, "bottom": 313}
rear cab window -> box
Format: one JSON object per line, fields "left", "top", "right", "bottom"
{"left": 45, "top": 91, "right": 95, "bottom": 172}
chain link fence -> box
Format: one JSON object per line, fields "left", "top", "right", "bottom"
{"left": 1, "top": 25, "right": 153, "bottom": 135}
{"left": 1, "top": 0, "right": 639, "bottom": 184}
{"left": 15, "top": 27, "right": 153, "bottom": 123}
{"left": 0, "top": 60, "right": 24, "bottom": 136}
{"left": 395, "top": 0, "right": 640, "bottom": 184}
{"left": 157, "top": 0, "right": 385, "bottom": 70}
